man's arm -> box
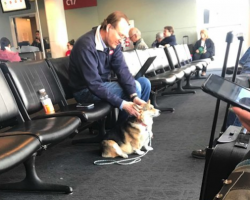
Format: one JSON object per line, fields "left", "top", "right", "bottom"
{"left": 232, "top": 107, "right": 250, "bottom": 131}
{"left": 110, "top": 47, "right": 137, "bottom": 96}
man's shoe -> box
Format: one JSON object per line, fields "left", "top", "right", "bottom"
{"left": 191, "top": 149, "right": 206, "bottom": 159}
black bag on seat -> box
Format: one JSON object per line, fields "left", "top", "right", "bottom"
{"left": 183, "top": 35, "right": 194, "bottom": 55}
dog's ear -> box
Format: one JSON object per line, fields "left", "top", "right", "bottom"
{"left": 147, "top": 100, "right": 151, "bottom": 105}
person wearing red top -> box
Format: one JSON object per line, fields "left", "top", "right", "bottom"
{"left": 0, "top": 37, "right": 21, "bottom": 62}
{"left": 65, "top": 39, "right": 75, "bottom": 57}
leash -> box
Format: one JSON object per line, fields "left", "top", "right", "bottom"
{"left": 94, "top": 131, "right": 152, "bottom": 166}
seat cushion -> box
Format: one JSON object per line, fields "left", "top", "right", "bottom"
{"left": 192, "top": 62, "right": 204, "bottom": 70}
{"left": 7, "top": 117, "right": 81, "bottom": 144}
{"left": 60, "top": 101, "right": 112, "bottom": 122}
{"left": 166, "top": 69, "right": 185, "bottom": 79}
{"left": 149, "top": 72, "right": 176, "bottom": 86}
{"left": 0, "top": 134, "right": 40, "bottom": 173}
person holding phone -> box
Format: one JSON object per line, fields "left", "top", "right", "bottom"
{"left": 68, "top": 11, "right": 151, "bottom": 122}
{"left": 31, "top": 30, "right": 48, "bottom": 52}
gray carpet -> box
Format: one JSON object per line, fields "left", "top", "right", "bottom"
{"left": 0, "top": 75, "right": 228, "bottom": 200}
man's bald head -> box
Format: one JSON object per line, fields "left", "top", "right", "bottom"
{"left": 129, "top": 27, "right": 142, "bottom": 43}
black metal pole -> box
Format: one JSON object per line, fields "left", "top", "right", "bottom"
{"left": 199, "top": 31, "right": 234, "bottom": 200}
{"left": 221, "top": 35, "right": 244, "bottom": 132}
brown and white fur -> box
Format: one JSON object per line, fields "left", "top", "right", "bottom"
{"left": 102, "top": 100, "right": 160, "bottom": 158}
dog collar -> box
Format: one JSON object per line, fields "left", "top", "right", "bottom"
{"left": 136, "top": 119, "right": 147, "bottom": 127}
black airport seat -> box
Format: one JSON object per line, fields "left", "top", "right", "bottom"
{"left": 46, "top": 57, "right": 113, "bottom": 143}
{"left": 164, "top": 46, "right": 196, "bottom": 95}
{"left": 0, "top": 134, "right": 41, "bottom": 174}
{"left": 0, "top": 69, "right": 81, "bottom": 193}
{"left": 173, "top": 44, "right": 201, "bottom": 89}
{"left": 0, "top": 60, "right": 111, "bottom": 123}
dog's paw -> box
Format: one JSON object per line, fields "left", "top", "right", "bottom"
{"left": 134, "top": 149, "right": 145, "bottom": 155}
{"left": 121, "top": 153, "right": 128, "bottom": 158}
{"left": 145, "top": 146, "right": 153, "bottom": 151}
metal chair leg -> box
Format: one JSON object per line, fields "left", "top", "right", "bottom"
{"left": 150, "top": 91, "right": 174, "bottom": 112}
{"left": 0, "top": 153, "right": 73, "bottom": 194}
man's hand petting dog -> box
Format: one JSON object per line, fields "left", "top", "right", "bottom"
{"left": 133, "top": 96, "right": 146, "bottom": 106}
{"left": 123, "top": 97, "right": 146, "bottom": 117}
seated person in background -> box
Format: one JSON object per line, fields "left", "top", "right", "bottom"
{"left": 65, "top": 39, "right": 75, "bottom": 56}
{"left": 158, "top": 26, "right": 177, "bottom": 47}
{"left": 151, "top": 32, "right": 164, "bottom": 48}
{"left": 129, "top": 27, "right": 148, "bottom": 50}
{"left": 0, "top": 37, "right": 21, "bottom": 62}
{"left": 68, "top": 11, "right": 151, "bottom": 123}
{"left": 193, "top": 29, "right": 215, "bottom": 76}
{"left": 31, "top": 30, "right": 48, "bottom": 51}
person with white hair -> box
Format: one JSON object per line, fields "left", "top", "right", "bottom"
{"left": 151, "top": 32, "right": 164, "bottom": 48}
{"left": 0, "top": 37, "right": 21, "bottom": 62}
{"left": 129, "top": 27, "right": 148, "bottom": 50}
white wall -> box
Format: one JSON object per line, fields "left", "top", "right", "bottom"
{"left": 65, "top": 0, "right": 198, "bottom": 46}
{"left": 196, "top": 0, "right": 250, "bottom": 69}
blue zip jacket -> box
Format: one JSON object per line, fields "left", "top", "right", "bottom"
{"left": 68, "top": 27, "right": 136, "bottom": 108}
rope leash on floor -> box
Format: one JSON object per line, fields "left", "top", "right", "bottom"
{"left": 94, "top": 133, "right": 152, "bottom": 166}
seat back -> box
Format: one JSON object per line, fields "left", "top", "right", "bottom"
{"left": 0, "top": 60, "right": 66, "bottom": 115}
{"left": 173, "top": 44, "right": 189, "bottom": 66}
{"left": 165, "top": 46, "right": 181, "bottom": 69}
{"left": 148, "top": 48, "right": 170, "bottom": 73}
{"left": 122, "top": 50, "right": 142, "bottom": 76}
{"left": 46, "top": 57, "right": 73, "bottom": 100}
{"left": 20, "top": 46, "right": 39, "bottom": 53}
{"left": 135, "top": 49, "right": 156, "bottom": 74}
{"left": 0, "top": 70, "right": 20, "bottom": 123}
{"left": 19, "top": 52, "right": 43, "bottom": 61}
{"left": 183, "top": 44, "right": 192, "bottom": 62}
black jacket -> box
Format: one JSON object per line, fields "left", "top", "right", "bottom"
{"left": 193, "top": 38, "right": 215, "bottom": 56}
{"left": 158, "top": 35, "right": 177, "bottom": 47}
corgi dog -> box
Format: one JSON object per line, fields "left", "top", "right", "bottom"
{"left": 102, "top": 100, "right": 160, "bottom": 158}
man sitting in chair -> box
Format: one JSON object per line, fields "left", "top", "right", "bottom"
{"left": 129, "top": 27, "right": 148, "bottom": 50}
{"left": 68, "top": 11, "right": 151, "bottom": 123}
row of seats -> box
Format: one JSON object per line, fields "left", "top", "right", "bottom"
{"left": 122, "top": 44, "right": 212, "bottom": 112}
{"left": 0, "top": 57, "right": 113, "bottom": 193}
{"left": 0, "top": 44, "right": 212, "bottom": 193}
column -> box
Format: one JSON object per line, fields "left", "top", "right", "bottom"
{"left": 44, "top": 0, "right": 68, "bottom": 58}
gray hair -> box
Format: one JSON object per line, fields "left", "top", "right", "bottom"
{"left": 156, "top": 32, "right": 164, "bottom": 40}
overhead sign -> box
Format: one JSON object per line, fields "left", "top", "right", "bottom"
{"left": 63, "top": 0, "right": 97, "bottom": 10}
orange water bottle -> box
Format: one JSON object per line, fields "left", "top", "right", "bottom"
{"left": 39, "top": 89, "right": 55, "bottom": 114}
